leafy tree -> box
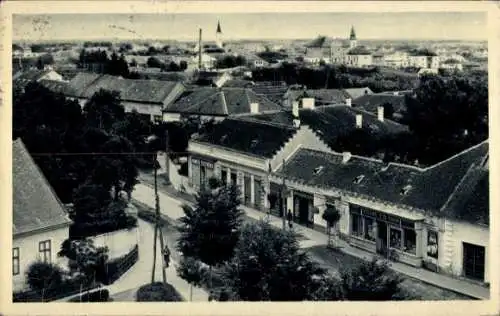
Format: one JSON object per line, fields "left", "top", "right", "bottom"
{"left": 26, "top": 262, "right": 63, "bottom": 292}
{"left": 179, "top": 60, "right": 188, "bottom": 71}
{"left": 83, "top": 89, "right": 125, "bottom": 131}
{"left": 147, "top": 56, "right": 163, "bottom": 68}
{"left": 322, "top": 206, "right": 341, "bottom": 248}
{"left": 221, "top": 220, "right": 328, "bottom": 301}
{"left": 58, "top": 238, "right": 109, "bottom": 283}
{"left": 176, "top": 256, "right": 208, "bottom": 301}
{"left": 340, "top": 258, "right": 404, "bottom": 301}
{"left": 177, "top": 178, "right": 244, "bottom": 286}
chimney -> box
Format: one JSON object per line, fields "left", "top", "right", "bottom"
{"left": 198, "top": 28, "right": 202, "bottom": 69}
{"left": 342, "top": 152, "right": 352, "bottom": 164}
{"left": 345, "top": 98, "right": 352, "bottom": 107}
{"left": 355, "top": 114, "right": 362, "bottom": 128}
{"left": 302, "top": 98, "right": 315, "bottom": 109}
{"left": 250, "top": 102, "right": 259, "bottom": 114}
{"left": 377, "top": 106, "right": 384, "bottom": 122}
{"left": 292, "top": 101, "right": 299, "bottom": 118}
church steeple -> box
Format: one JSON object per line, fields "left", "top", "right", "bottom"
{"left": 216, "top": 20, "right": 222, "bottom": 34}
{"left": 349, "top": 26, "right": 356, "bottom": 40}
{"left": 349, "top": 26, "right": 357, "bottom": 49}
{"left": 216, "top": 20, "right": 223, "bottom": 49}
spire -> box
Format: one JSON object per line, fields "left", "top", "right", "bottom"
{"left": 216, "top": 20, "right": 222, "bottom": 34}
{"left": 349, "top": 26, "right": 356, "bottom": 40}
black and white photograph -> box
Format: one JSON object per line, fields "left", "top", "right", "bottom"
{"left": 2, "top": 1, "right": 499, "bottom": 315}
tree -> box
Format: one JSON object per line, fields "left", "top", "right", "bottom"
{"left": 177, "top": 178, "right": 244, "bottom": 287}
{"left": 221, "top": 220, "right": 328, "bottom": 301}
{"left": 83, "top": 89, "right": 125, "bottom": 131}
{"left": 340, "top": 258, "right": 404, "bottom": 301}
{"left": 321, "top": 205, "right": 341, "bottom": 248}
{"left": 176, "top": 256, "right": 208, "bottom": 301}
{"left": 147, "top": 56, "right": 163, "bottom": 68}
{"left": 26, "top": 262, "right": 63, "bottom": 292}
{"left": 179, "top": 60, "right": 188, "bottom": 71}
{"left": 58, "top": 238, "right": 109, "bottom": 283}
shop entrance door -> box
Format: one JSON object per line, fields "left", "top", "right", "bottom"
{"left": 463, "top": 242, "right": 485, "bottom": 281}
{"left": 376, "top": 221, "right": 388, "bottom": 255}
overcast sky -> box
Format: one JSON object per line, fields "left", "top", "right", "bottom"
{"left": 13, "top": 12, "right": 487, "bottom": 42}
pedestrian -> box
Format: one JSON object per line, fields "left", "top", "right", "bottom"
{"left": 287, "top": 209, "right": 293, "bottom": 229}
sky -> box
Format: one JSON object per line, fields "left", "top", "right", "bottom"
{"left": 13, "top": 12, "right": 487, "bottom": 42}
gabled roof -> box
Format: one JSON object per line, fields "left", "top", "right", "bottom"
{"left": 192, "top": 118, "right": 297, "bottom": 158}
{"left": 303, "top": 89, "right": 350, "bottom": 104}
{"left": 275, "top": 140, "right": 488, "bottom": 221}
{"left": 251, "top": 81, "right": 289, "bottom": 104}
{"left": 67, "top": 72, "right": 103, "bottom": 97}
{"left": 165, "top": 87, "right": 282, "bottom": 116}
{"left": 13, "top": 139, "right": 71, "bottom": 237}
{"left": 353, "top": 93, "right": 407, "bottom": 114}
{"left": 347, "top": 46, "right": 372, "bottom": 55}
{"left": 343, "top": 87, "right": 373, "bottom": 100}
{"left": 243, "top": 105, "right": 408, "bottom": 149}
{"left": 39, "top": 79, "right": 75, "bottom": 95}
{"left": 13, "top": 69, "right": 54, "bottom": 89}
{"left": 74, "top": 74, "right": 183, "bottom": 104}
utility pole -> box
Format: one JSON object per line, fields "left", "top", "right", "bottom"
{"left": 281, "top": 158, "right": 287, "bottom": 230}
{"left": 149, "top": 136, "right": 169, "bottom": 285}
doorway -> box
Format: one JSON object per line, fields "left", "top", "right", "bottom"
{"left": 376, "top": 221, "right": 388, "bottom": 255}
{"left": 463, "top": 242, "right": 485, "bottom": 281}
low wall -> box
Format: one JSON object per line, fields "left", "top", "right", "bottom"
{"left": 89, "top": 227, "right": 139, "bottom": 260}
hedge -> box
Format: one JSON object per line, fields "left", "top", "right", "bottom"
{"left": 68, "top": 289, "right": 110, "bottom": 302}
{"left": 69, "top": 215, "right": 138, "bottom": 239}
{"left": 136, "top": 282, "right": 184, "bottom": 302}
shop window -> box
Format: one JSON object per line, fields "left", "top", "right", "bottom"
{"left": 389, "top": 228, "right": 402, "bottom": 249}
{"left": 427, "top": 230, "right": 439, "bottom": 259}
{"left": 191, "top": 162, "right": 201, "bottom": 187}
{"left": 351, "top": 213, "right": 363, "bottom": 237}
{"left": 12, "top": 248, "right": 20, "bottom": 276}
{"left": 230, "top": 172, "right": 237, "bottom": 186}
{"left": 403, "top": 228, "right": 416, "bottom": 255}
{"left": 364, "top": 217, "right": 376, "bottom": 241}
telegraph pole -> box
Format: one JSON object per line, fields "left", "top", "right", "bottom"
{"left": 282, "top": 159, "right": 287, "bottom": 230}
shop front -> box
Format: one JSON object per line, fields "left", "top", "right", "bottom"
{"left": 293, "top": 192, "right": 315, "bottom": 228}
{"left": 190, "top": 156, "right": 216, "bottom": 190}
{"left": 349, "top": 205, "right": 423, "bottom": 267}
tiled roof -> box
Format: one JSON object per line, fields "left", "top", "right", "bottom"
{"left": 243, "top": 105, "right": 408, "bottom": 149}
{"left": 303, "top": 89, "right": 350, "bottom": 105}
{"left": 13, "top": 69, "right": 53, "bottom": 89}
{"left": 39, "top": 79, "right": 75, "bottom": 95}
{"left": 343, "top": 87, "right": 373, "bottom": 100}
{"left": 193, "top": 118, "right": 297, "bottom": 158}
{"left": 165, "top": 87, "right": 282, "bottom": 116}
{"left": 67, "top": 72, "right": 103, "bottom": 97}
{"left": 223, "top": 79, "right": 255, "bottom": 88}
{"left": 251, "top": 81, "right": 288, "bottom": 105}
{"left": 75, "top": 74, "right": 182, "bottom": 104}
{"left": 13, "top": 139, "right": 71, "bottom": 236}
{"left": 275, "top": 140, "right": 488, "bottom": 219}
{"left": 353, "top": 93, "right": 407, "bottom": 114}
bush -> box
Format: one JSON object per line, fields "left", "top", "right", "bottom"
{"left": 13, "top": 275, "right": 98, "bottom": 302}
{"left": 68, "top": 289, "right": 110, "bottom": 302}
{"left": 26, "top": 262, "right": 64, "bottom": 291}
{"left": 136, "top": 282, "right": 184, "bottom": 301}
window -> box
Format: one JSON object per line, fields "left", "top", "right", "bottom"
{"left": 200, "top": 165, "right": 207, "bottom": 188}
{"left": 39, "top": 240, "right": 51, "bottom": 263}
{"left": 427, "top": 230, "right": 439, "bottom": 259}
{"left": 12, "top": 248, "right": 20, "bottom": 276}
{"left": 191, "top": 160, "right": 201, "bottom": 187}
{"left": 389, "top": 228, "right": 402, "bottom": 249}
{"left": 351, "top": 213, "right": 363, "bottom": 237}
{"left": 400, "top": 185, "right": 412, "bottom": 195}
{"left": 221, "top": 169, "right": 228, "bottom": 185}
{"left": 153, "top": 115, "right": 163, "bottom": 123}
{"left": 364, "top": 217, "right": 376, "bottom": 241}
{"left": 403, "top": 228, "right": 416, "bottom": 255}
{"left": 313, "top": 166, "right": 324, "bottom": 175}
{"left": 230, "top": 172, "right": 237, "bottom": 186}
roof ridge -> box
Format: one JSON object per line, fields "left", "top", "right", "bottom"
{"left": 422, "top": 139, "right": 489, "bottom": 172}
{"left": 228, "top": 116, "right": 295, "bottom": 130}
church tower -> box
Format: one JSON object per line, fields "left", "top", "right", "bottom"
{"left": 216, "top": 20, "right": 223, "bottom": 49}
{"left": 349, "top": 26, "right": 357, "bottom": 49}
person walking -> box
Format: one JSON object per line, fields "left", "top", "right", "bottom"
{"left": 287, "top": 209, "right": 293, "bottom": 230}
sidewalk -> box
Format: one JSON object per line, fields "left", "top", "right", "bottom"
{"left": 138, "top": 179, "right": 490, "bottom": 300}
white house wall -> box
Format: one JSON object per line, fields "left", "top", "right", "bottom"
{"left": 89, "top": 227, "right": 139, "bottom": 260}
{"left": 12, "top": 226, "right": 70, "bottom": 292}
